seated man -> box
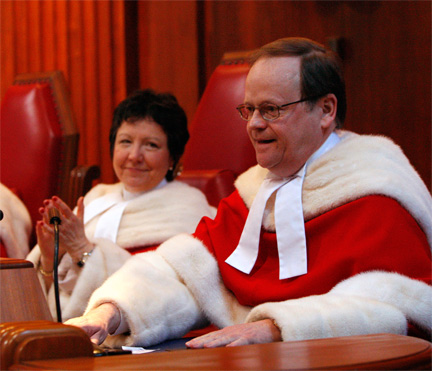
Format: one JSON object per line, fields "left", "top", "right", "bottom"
{"left": 66, "top": 37, "right": 432, "bottom": 348}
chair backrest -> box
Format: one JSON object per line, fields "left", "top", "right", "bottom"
{"left": 181, "top": 54, "right": 256, "bottom": 175}
{"left": 178, "top": 53, "right": 256, "bottom": 206}
{"left": 0, "top": 71, "right": 79, "bottom": 228}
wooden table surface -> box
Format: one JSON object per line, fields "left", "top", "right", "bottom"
{"left": 10, "top": 333, "right": 432, "bottom": 370}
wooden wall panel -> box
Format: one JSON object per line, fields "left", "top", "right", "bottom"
{"left": 1, "top": 0, "right": 127, "bottom": 187}
{"left": 200, "top": 0, "right": 431, "bottom": 189}
{"left": 1, "top": 0, "right": 430, "bottom": 190}
{"left": 136, "top": 1, "right": 199, "bottom": 123}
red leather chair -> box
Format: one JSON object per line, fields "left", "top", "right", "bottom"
{"left": 0, "top": 71, "right": 99, "bottom": 255}
{"left": 178, "top": 53, "right": 256, "bottom": 206}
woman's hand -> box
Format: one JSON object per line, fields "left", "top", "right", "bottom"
{"left": 185, "top": 319, "right": 282, "bottom": 348}
{"left": 37, "top": 196, "right": 93, "bottom": 264}
{"left": 36, "top": 217, "right": 57, "bottom": 272}
{"left": 65, "top": 303, "right": 122, "bottom": 345}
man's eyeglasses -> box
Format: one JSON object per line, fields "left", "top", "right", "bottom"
{"left": 236, "top": 96, "right": 323, "bottom": 121}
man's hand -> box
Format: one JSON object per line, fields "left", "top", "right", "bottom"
{"left": 185, "top": 319, "right": 282, "bottom": 348}
{"left": 65, "top": 303, "right": 122, "bottom": 345}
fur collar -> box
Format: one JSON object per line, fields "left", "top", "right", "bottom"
{"left": 84, "top": 181, "right": 216, "bottom": 248}
{"left": 235, "top": 131, "right": 432, "bottom": 247}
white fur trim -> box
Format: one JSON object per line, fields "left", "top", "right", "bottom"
{"left": 26, "top": 180, "right": 215, "bottom": 321}
{"left": 0, "top": 183, "right": 31, "bottom": 258}
{"left": 84, "top": 181, "right": 216, "bottom": 248}
{"left": 86, "top": 251, "right": 204, "bottom": 347}
{"left": 331, "top": 271, "right": 432, "bottom": 332}
{"left": 59, "top": 239, "right": 131, "bottom": 320}
{"left": 246, "top": 271, "right": 431, "bottom": 341}
{"left": 157, "top": 234, "right": 250, "bottom": 328}
{"left": 235, "top": 131, "right": 432, "bottom": 247}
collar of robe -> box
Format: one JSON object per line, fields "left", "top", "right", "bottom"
{"left": 225, "top": 132, "right": 341, "bottom": 280}
{"left": 83, "top": 178, "right": 168, "bottom": 243}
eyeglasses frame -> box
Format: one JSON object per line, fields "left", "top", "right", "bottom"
{"left": 236, "top": 95, "right": 325, "bottom": 121}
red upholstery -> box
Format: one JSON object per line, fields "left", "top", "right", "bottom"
{"left": 179, "top": 60, "right": 256, "bottom": 206}
{"left": 0, "top": 244, "right": 7, "bottom": 258}
{"left": 182, "top": 62, "right": 256, "bottom": 175}
{"left": 1, "top": 82, "right": 68, "bottom": 228}
{"left": 0, "top": 71, "right": 99, "bottom": 256}
{"left": 177, "top": 169, "right": 236, "bottom": 208}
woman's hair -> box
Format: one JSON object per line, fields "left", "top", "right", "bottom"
{"left": 109, "top": 89, "right": 189, "bottom": 181}
{"left": 249, "top": 37, "right": 346, "bottom": 127}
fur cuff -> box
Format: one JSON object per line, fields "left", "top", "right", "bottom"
{"left": 247, "top": 271, "right": 431, "bottom": 341}
{"left": 60, "top": 239, "right": 131, "bottom": 320}
{"left": 157, "top": 234, "right": 251, "bottom": 328}
{"left": 86, "top": 250, "right": 203, "bottom": 347}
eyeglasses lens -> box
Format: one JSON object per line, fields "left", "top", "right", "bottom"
{"left": 261, "top": 104, "right": 279, "bottom": 120}
{"left": 237, "top": 104, "right": 281, "bottom": 121}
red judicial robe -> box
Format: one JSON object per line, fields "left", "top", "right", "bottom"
{"left": 194, "top": 192, "right": 431, "bottom": 307}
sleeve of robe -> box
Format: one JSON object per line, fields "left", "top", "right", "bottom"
{"left": 85, "top": 193, "right": 431, "bottom": 347}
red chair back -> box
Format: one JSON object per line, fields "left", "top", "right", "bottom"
{"left": 181, "top": 60, "right": 256, "bottom": 175}
{"left": 0, "top": 71, "right": 79, "bottom": 229}
{"left": 178, "top": 56, "right": 256, "bottom": 206}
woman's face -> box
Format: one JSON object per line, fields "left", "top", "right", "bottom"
{"left": 113, "top": 119, "right": 173, "bottom": 193}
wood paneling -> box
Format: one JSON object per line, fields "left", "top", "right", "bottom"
{"left": 1, "top": 0, "right": 128, "bottom": 186}
{"left": 136, "top": 0, "right": 199, "bottom": 122}
{"left": 199, "top": 0, "right": 431, "bottom": 189}
{"left": 1, "top": 0, "right": 430, "bottom": 189}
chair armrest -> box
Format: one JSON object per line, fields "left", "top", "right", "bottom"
{"left": 177, "top": 169, "right": 237, "bottom": 207}
{"left": 66, "top": 165, "right": 101, "bottom": 207}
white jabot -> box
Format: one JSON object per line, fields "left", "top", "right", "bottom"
{"left": 225, "top": 132, "right": 341, "bottom": 280}
{"left": 83, "top": 179, "right": 168, "bottom": 243}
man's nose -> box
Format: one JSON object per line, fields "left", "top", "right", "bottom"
{"left": 247, "top": 109, "right": 267, "bottom": 129}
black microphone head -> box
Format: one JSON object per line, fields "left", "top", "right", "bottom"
{"left": 49, "top": 208, "right": 61, "bottom": 225}
{"left": 0, "top": 210, "right": 3, "bottom": 221}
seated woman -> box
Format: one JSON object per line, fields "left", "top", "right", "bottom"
{"left": 27, "top": 89, "right": 216, "bottom": 320}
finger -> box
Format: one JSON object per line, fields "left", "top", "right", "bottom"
{"left": 90, "top": 331, "right": 106, "bottom": 345}
{"left": 35, "top": 220, "right": 43, "bottom": 233}
{"left": 52, "top": 196, "right": 74, "bottom": 218}
{"left": 204, "top": 335, "right": 237, "bottom": 348}
{"left": 38, "top": 220, "right": 54, "bottom": 236}
{"left": 226, "top": 338, "right": 249, "bottom": 347}
{"left": 39, "top": 204, "right": 51, "bottom": 224}
{"left": 187, "top": 333, "right": 232, "bottom": 349}
{"left": 76, "top": 197, "right": 85, "bottom": 221}
{"left": 185, "top": 332, "right": 216, "bottom": 348}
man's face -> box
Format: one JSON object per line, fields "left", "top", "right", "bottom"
{"left": 245, "top": 56, "right": 329, "bottom": 177}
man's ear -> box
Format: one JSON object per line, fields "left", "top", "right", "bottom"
{"left": 320, "top": 94, "right": 337, "bottom": 129}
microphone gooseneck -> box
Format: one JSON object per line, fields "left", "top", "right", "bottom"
{"left": 49, "top": 208, "right": 62, "bottom": 323}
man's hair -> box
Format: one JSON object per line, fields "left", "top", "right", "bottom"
{"left": 110, "top": 89, "right": 189, "bottom": 181}
{"left": 250, "top": 37, "right": 346, "bottom": 127}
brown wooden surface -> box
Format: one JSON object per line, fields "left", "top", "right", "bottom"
{"left": 9, "top": 334, "right": 432, "bottom": 370}
{"left": 0, "top": 259, "right": 52, "bottom": 323}
{"left": 0, "top": 257, "right": 33, "bottom": 270}
{"left": 1, "top": 321, "right": 93, "bottom": 370}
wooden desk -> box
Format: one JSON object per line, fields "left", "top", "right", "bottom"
{"left": 9, "top": 333, "right": 432, "bottom": 370}
{"left": 0, "top": 258, "right": 52, "bottom": 322}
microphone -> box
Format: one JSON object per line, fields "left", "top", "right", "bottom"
{"left": 49, "top": 207, "right": 62, "bottom": 323}
{"left": 49, "top": 208, "right": 61, "bottom": 226}
{"left": 0, "top": 210, "right": 3, "bottom": 221}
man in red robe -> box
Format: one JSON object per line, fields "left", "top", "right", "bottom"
{"left": 66, "top": 37, "right": 431, "bottom": 348}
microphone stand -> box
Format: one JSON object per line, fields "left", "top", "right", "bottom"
{"left": 49, "top": 208, "right": 62, "bottom": 323}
